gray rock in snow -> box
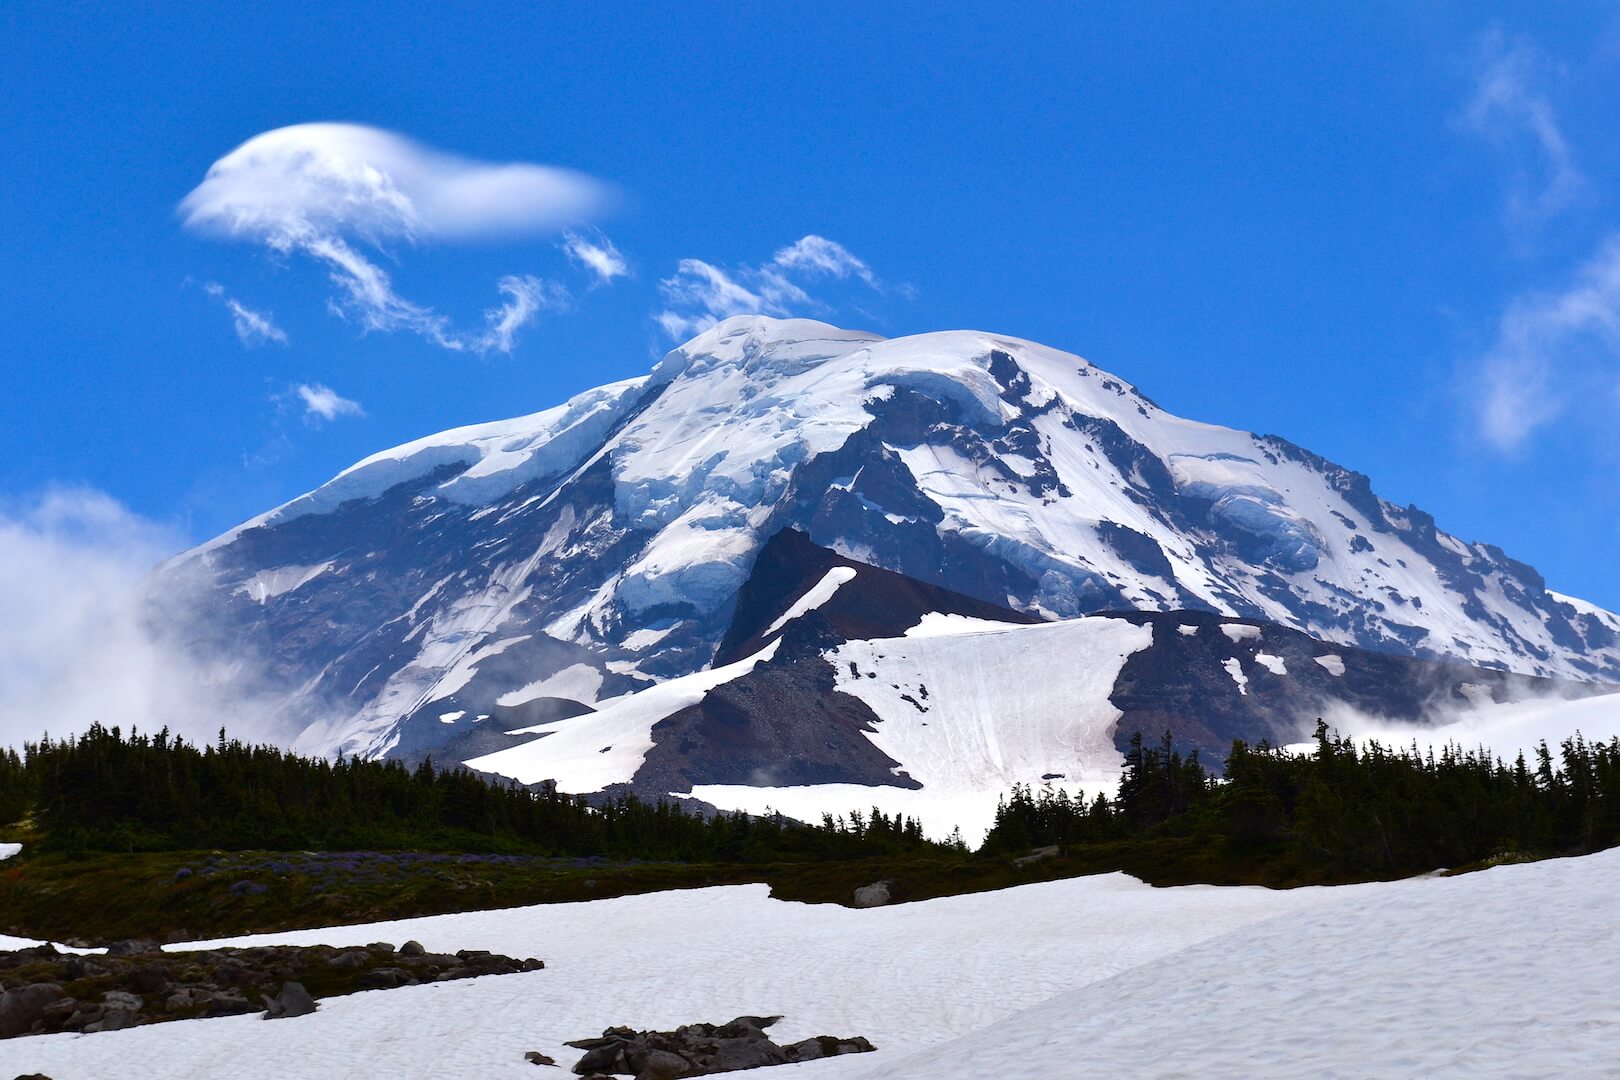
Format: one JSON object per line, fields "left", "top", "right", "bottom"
{"left": 852, "top": 880, "right": 891, "bottom": 908}
{"left": 261, "top": 981, "right": 318, "bottom": 1020}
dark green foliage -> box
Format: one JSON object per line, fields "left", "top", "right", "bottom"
{"left": 9, "top": 724, "right": 947, "bottom": 862}
{"left": 0, "top": 745, "right": 30, "bottom": 826}
{"left": 984, "top": 721, "right": 1620, "bottom": 879}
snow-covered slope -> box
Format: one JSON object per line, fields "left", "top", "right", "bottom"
{"left": 1289, "top": 688, "right": 1620, "bottom": 765}
{"left": 12, "top": 850, "right": 1620, "bottom": 1078}
{"left": 455, "top": 531, "right": 1600, "bottom": 844}
{"left": 167, "top": 316, "right": 1620, "bottom": 760}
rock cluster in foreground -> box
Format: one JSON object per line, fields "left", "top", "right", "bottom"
{"left": 0, "top": 939, "right": 543, "bottom": 1038}
{"left": 564, "top": 1014, "right": 875, "bottom": 1078}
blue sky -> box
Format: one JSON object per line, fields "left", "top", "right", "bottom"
{"left": 3, "top": 3, "right": 1620, "bottom": 607}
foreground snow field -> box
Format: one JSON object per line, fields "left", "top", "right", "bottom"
{"left": 7, "top": 849, "right": 1620, "bottom": 1078}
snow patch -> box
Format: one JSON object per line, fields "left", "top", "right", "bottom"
{"left": 1177, "top": 624, "right": 1200, "bottom": 637}
{"left": 763, "top": 566, "right": 858, "bottom": 637}
{"left": 1219, "top": 624, "right": 1262, "bottom": 643}
{"left": 1223, "top": 657, "right": 1249, "bottom": 695}
{"left": 437, "top": 711, "right": 464, "bottom": 724}
{"left": 495, "top": 664, "right": 607, "bottom": 709}
{"left": 1313, "top": 654, "right": 1346, "bottom": 677}
{"left": 234, "top": 563, "right": 332, "bottom": 603}
{"left": 1254, "top": 653, "right": 1287, "bottom": 676}
{"left": 465, "top": 641, "right": 781, "bottom": 790}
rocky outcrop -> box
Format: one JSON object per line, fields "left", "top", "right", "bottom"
{"left": 566, "top": 1015, "right": 875, "bottom": 1078}
{"left": 0, "top": 940, "right": 543, "bottom": 1039}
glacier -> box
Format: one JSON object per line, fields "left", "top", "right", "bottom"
{"left": 165, "top": 315, "right": 1620, "bottom": 760}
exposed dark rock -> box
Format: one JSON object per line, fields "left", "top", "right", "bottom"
{"left": 714, "top": 527, "right": 1039, "bottom": 666}
{"left": 0, "top": 983, "right": 64, "bottom": 1037}
{"left": 565, "top": 1015, "right": 875, "bottom": 1077}
{"left": 261, "top": 981, "right": 317, "bottom": 1020}
{"left": 104, "top": 940, "right": 159, "bottom": 957}
{"left": 0, "top": 940, "right": 542, "bottom": 1040}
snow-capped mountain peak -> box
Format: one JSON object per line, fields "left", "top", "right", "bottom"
{"left": 171, "top": 316, "right": 1620, "bottom": 759}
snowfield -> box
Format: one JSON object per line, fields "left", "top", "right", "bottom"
{"left": 689, "top": 613, "right": 1153, "bottom": 843}
{"left": 7, "top": 851, "right": 1620, "bottom": 1078}
{"left": 1299, "top": 689, "right": 1620, "bottom": 764}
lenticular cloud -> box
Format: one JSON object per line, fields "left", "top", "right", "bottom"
{"left": 180, "top": 123, "right": 610, "bottom": 245}
{"left": 179, "top": 124, "right": 612, "bottom": 353}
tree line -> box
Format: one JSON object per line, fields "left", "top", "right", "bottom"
{"left": 0, "top": 724, "right": 951, "bottom": 862}
{"left": 983, "top": 724, "right": 1620, "bottom": 879}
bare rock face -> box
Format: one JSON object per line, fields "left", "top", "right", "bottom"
{"left": 565, "top": 1015, "right": 875, "bottom": 1078}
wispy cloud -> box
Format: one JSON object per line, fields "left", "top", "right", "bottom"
{"left": 0, "top": 488, "right": 306, "bottom": 747}
{"left": 771, "top": 234, "right": 877, "bottom": 286}
{"left": 1476, "top": 236, "right": 1620, "bottom": 451}
{"left": 1463, "top": 28, "right": 1585, "bottom": 227}
{"left": 293, "top": 383, "right": 365, "bottom": 423}
{"left": 180, "top": 123, "right": 609, "bottom": 353}
{"left": 203, "top": 281, "right": 288, "bottom": 346}
{"left": 563, "top": 229, "right": 629, "bottom": 285}
{"left": 654, "top": 234, "right": 885, "bottom": 340}
{"left": 478, "top": 275, "right": 569, "bottom": 354}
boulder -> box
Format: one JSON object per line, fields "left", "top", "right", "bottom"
{"left": 852, "top": 880, "right": 891, "bottom": 908}
{"left": 86, "top": 1006, "right": 141, "bottom": 1033}
{"left": 0, "top": 983, "right": 65, "bottom": 1037}
{"left": 708, "top": 1037, "right": 786, "bottom": 1072}
{"left": 638, "top": 1049, "right": 692, "bottom": 1079}
{"left": 326, "top": 949, "right": 371, "bottom": 969}
{"left": 1013, "top": 844, "right": 1060, "bottom": 867}
{"left": 565, "top": 1016, "right": 873, "bottom": 1076}
{"left": 262, "top": 981, "right": 318, "bottom": 1020}
{"left": 572, "top": 1044, "right": 627, "bottom": 1074}
{"left": 524, "top": 1050, "right": 557, "bottom": 1066}
{"left": 783, "top": 1035, "right": 878, "bottom": 1061}
{"left": 101, "top": 990, "right": 142, "bottom": 1011}
{"left": 398, "top": 939, "right": 426, "bottom": 957}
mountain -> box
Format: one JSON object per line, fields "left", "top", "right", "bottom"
{"left": 456, "top": 528, "right": 1595, "bottom": 841}
{"left": 166, "top": 315, "right": 1620, "bottom": 763}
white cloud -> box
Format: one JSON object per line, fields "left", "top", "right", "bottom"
{"left": 203, "top": 281, "right": 288, "bottom": 346}
{"left": 475, "top": 274, "right": 570, "bottom": 354}
{"left": 563, "top": 229, "right": 629, "bottom": 285}
{"left": 0, "top": 489, "right": 305, "bottom": 747}
{"left": 1476, "top": 235, "right": 1620, "bottom": 450}
{"left": 654, "top": 235, "right": 883, "bottom": 340}
{"left": 771, "top": 235, "right": 877, "bottom": 286}
{"left": 1463, "top": 29, "right": 1585, "bottom": 226}
{"left": 293, "top": 383, "right": 365, "bottom": 423}
{"left": 180, "top": 123, "right": 606, "bottom": 353}
{"left": 180, "top": 122, "right": 610, "bottom": 243}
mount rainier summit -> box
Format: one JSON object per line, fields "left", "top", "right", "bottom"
{"left": 167, "top": 315, "right": 1620, "bottom": 793}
